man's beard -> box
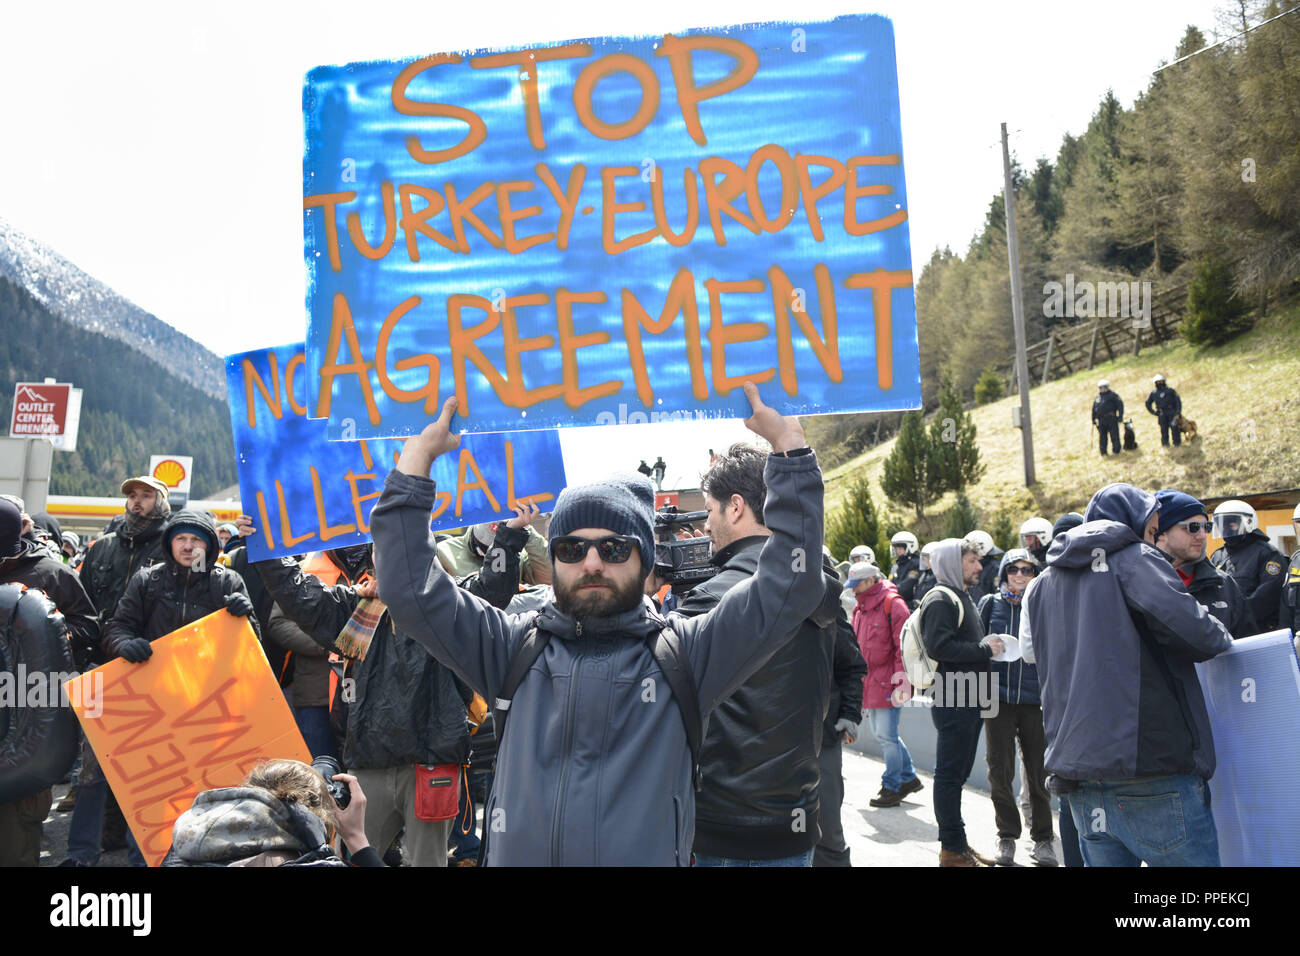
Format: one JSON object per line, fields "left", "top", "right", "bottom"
{"left": 554, "top": 572, "right": 644, "bottom": 620}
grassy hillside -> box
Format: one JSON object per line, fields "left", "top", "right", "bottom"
{"left": 820, "top": 300, "right": 1300, "bottom": 537}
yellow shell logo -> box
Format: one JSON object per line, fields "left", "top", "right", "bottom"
{"left": 152, "top": 459, "right": 186, "bottom": 488}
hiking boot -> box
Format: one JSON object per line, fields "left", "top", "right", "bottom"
{"left": 1030, "top": 840, "right": 1059, "bottom": 867}
{"left": 939, "top": 847, "right": 993, "bottom": 867}
{"left": 870, "top": 788, "right": 903, "bottom": 808}
{"left": 898, "top": 777, "right": 924, "bottom": 798}
{"left": 56, "top": 786, "right": 77, "bottom": 812}
{"left": 994, "top": 837, "right": 1015, "bottom": 866}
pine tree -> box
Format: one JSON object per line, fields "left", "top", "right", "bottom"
{"left": 974, "top": 365, "right": 1005, "bottom": 405}
{"left": 990, "top": 511, "right": 1017, "bottom": 552}
{"left": 825, "top": 477, "right": 886, "bottom": 564}
{"left": 928, "top": 377, "right": 986, "bottom": 493}
{"left": 1182, "top": 256, "right": 1252, "bottom": 345}
{"left": 881, "top": 411, "right": 938, "bottom": 520}
{"left": 944, "top": 493, "right": 979, "bottom": 539}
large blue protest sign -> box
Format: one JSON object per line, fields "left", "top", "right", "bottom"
{"left": 226, "top": 343, "right": 567, "bottom": 561}
{"left": 1197, "top": 629, "right": 1300, "bottom": 866}
{"left": 303, "top": 14, "right": 917, "bottom": 439}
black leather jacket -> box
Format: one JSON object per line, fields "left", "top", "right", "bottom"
{"left": 676, "top": 535, "right": 852, "bottom": 860}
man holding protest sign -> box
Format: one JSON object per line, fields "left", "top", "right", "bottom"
{"left": 370, "top": 383, "right": 826, "bottom": 866}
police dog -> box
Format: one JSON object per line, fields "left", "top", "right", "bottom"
{"left": 1175, "top": 414, "right": 1198, "bottom": 441}
{"left": 1123, "top": 419, "right": 1138, "bottom": 451}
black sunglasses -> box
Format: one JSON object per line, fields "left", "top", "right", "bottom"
{"left": 550, "top": 535, "right": 637, "bottom": 564}
{"left": 1176, "top": 521, "right": 1212, "bottom": 534}
{"left": 1007, "top": 565, "right": 1036, "bottom": 576}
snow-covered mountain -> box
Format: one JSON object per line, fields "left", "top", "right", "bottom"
{"left": 0, "top": 218, "right": 224, "bottom": 399}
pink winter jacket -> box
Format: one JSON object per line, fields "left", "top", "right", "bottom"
{"left": 851, "top": 579, "right": 912, "bottom": 709}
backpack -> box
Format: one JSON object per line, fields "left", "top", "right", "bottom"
{"left": 900, "top": 585, "right": 964, "bottom": 690}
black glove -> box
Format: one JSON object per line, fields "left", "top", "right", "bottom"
{"left": 224, "top": 592, "right": 254, "bottom": 618}
{"left": 118, "top": 638, "right": 154, "bottom": 664}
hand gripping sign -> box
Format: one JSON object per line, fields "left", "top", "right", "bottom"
{"left": 227, "top": 342, "right": 567, "bottom": 562}
{"left": 66, "top": 609, "right": 311, "bottom": 867}
{"left": 303, "top": 14, "right": 919, "bottom": 439}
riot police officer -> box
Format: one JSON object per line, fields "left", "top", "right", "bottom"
{"left": 1092, "top": 381, "right": 1124, "bottom": 455}
{"left": 889, "top": 531, "right": 921, "bottom": 607}
{"left": 1210, "top": 500, "right": 1286, "bottom": 631}
{"left": 1019, "top": 517, "right": 1053, "bottom": 565}
{"left": 1144, "top": 374, "right": 1182, "bottom": 447}
{"left": 1281, "top": 504, "right": 1300, "bottom": 639}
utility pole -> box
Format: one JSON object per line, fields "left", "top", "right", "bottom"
{"left": 1002, "top": 122, "right": 1036, "bottom": 487}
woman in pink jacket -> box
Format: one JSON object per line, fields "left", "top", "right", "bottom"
{"left": 849, "top": 561, "right": 923, "bottom": 808}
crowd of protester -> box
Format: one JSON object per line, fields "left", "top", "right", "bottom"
{"left": 1, "top": 383, "right": 1297, "bottom": 867}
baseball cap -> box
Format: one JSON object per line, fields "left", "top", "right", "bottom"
{"left": 121, "top": 476, "right": 170, "bottom": 499}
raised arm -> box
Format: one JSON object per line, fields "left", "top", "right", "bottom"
{"left": 668, "top": 383, "right": 827, "bottom": 712}
{"left": 370, "top": 398, "right": 522, "bottom": 699}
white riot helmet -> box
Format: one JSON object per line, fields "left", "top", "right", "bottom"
{"left": 1019, "top": 517, "right": 1052, "bottom": 553}
{"left": 1212, "top": 500, "right": 1257, "bottom": 539}
{"left": 1292, "top": 503, "right": 1300, "bottom": 542}
{"left": 919, "top": 540, "right": 936, "bottom": 571}
{"left": 964, "top": 530, "right": 995, "bottom": 558}
{"left": 1153, "top": 374, "right": 1167, "bottom": 386}
{"left": 849, "top": 544, "right": 876, "bottom": 566}
{"left": 890, "top": 531, "right": 919, "bottom": 556}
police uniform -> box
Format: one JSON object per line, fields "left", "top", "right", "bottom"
{"left": 1144, "top": 384, "right": 1182, "bottom": 447}
{"left": 890, "top": 553, "right": 921, "bottom": 608}
{"left": 1210, "top": 530, "right": 1286, "bottom": 632}
{"left": 1092, "top": 390, "right": 1124, "bottom": 455}
{"left": 1283, "top": 548, "right": 1300, "bottom": 637}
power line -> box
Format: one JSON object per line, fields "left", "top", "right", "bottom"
{"left": 1154, "top": 4, "right": 1299, "bottom": 73}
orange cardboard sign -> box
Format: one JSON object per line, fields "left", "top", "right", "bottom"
{"left": 66, "top": 609, "right": 311, "bottom": 866}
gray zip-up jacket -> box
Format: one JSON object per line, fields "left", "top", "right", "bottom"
{"left": 371, "top": 452, "right": 825, "bottom": 866}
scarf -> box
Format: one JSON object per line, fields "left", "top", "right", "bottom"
{"left": 335, "top": 597, "right": 387, "bottom": 661}
{"left": 1000, "top": 584, "right": 1024, "bottom": 606}
{"left": 120, "top": 498, "right": 170, "bottom": 539}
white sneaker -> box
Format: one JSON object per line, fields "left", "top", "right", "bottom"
{"left": 1030, "top": 840, "right": 1058, "bottom": 867}
{"left": 995, "top": 837, "right": 1015, "bottom": 866}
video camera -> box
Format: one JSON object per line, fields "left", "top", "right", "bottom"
{"left": 653, "top": 506, "right": 717, "bottom": 589}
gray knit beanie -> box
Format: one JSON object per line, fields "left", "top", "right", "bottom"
{"left": 547, "top": 474, "right": 656, "bottom": 577}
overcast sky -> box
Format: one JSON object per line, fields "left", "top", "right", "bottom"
{"left": 0, "top": 0, "right": 1229, "bottom": 488}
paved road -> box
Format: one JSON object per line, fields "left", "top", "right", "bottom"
{"left": 39, "top": 748, "right": 1066, "bottom": 867}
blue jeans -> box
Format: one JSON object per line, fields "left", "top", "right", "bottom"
{"left": 930, "top": 704, "right": 984, "bottom": 853}
{"left": 293, "top": 705, "right": 339, "bottom": 760}
{"left": 66, "top": 779, "right": 146, "bottom": 867}
{"left": 694, "top": 848, "right": 815, "bottom": 867}
{"left": 867, "top": 706, "right": 916, "bottom": 792}
{"left": 1067, "top": 775, "right": 1219, "bottom": 867}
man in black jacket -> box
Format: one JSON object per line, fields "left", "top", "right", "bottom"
{"left": 1092, "top": 380, "right": 1124, "bottom": 455}
{"left": 1155, "top": 491, "right": 1257, "bottom": 639}
{"left": 923, "top": 538, "right": 1004, "bottom": 867}
{"left": 1144, "top": 374, "right": 1182, "bottom": 447}
{"left": 80, "top": 476, "right": 171, "bottom": 627}
{"left": 676, "top": 443, "right": 859, "bottom": 866}
{"left": 245, "top": 508, "right": 528, "bottom": 866}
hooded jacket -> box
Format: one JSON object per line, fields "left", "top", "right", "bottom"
{"left": 370, "top": 452, "right": 826, "bottom": 866}
{"left": 161, "top": 786, "right": 375, "bottom": 867}
{"left": 0, "top": 538, "right": 99, "bottom": 668}
{"left": 674, "top": 536, "right": 855, "bottom": 860}
{"left": 921, "top": 539, "right": 990, "bottom": 683}
{"left": 852, "top": 578, "right": 910, "bottom": 709}
{"left": 977, "top": 550, "right": 1041, "bottom": 706}
{"left": 102, "top": 512, "right": 259, "bottom": 655}
{"left": 1024, "top": 484, "right": 1232, "bottom": 781}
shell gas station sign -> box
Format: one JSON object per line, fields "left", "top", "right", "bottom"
{"left": 149, "top": 455, "right": 194, "bottom": 510}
